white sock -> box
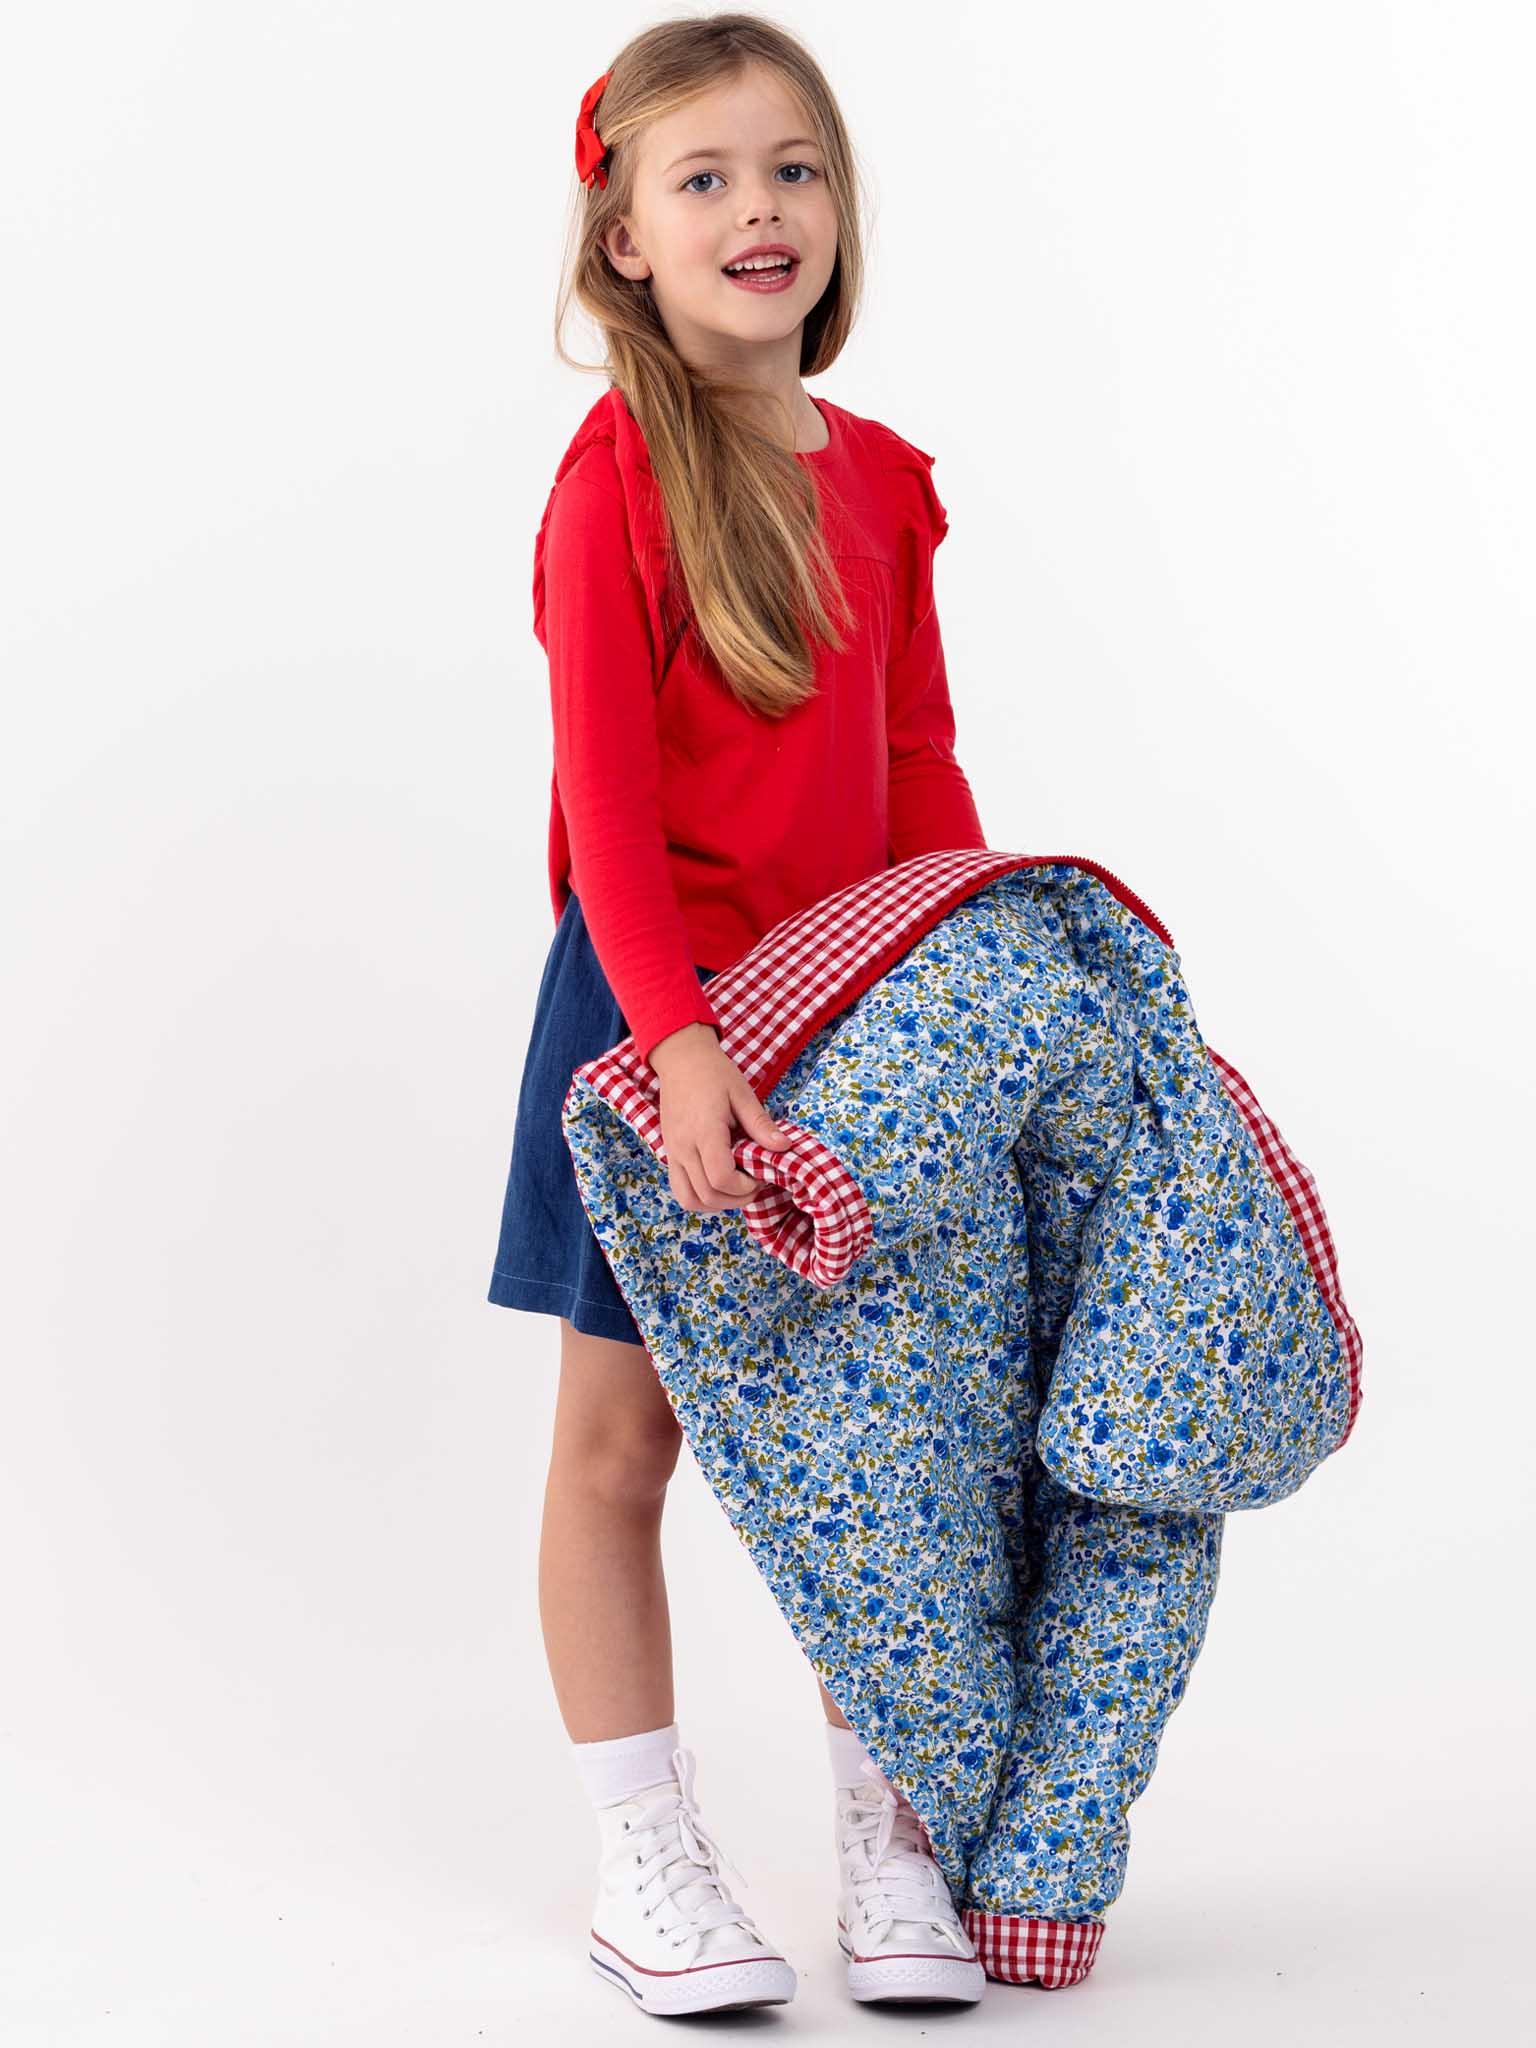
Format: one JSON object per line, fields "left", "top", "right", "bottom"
{"left": 571, "top": 1720, "right": 681, "bottom": 1809}
{"left": 825, "top": 1719, "right": 881, "bottom": 1790}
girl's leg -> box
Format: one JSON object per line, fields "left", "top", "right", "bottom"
{"left": 538, "top": 1316, "right": 686, "bottom": 1741}
{"left": 818, "top": 1680, "right": 851, "bottom": 1728}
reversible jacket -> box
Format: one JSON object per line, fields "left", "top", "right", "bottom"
{"left": 559, "top": 847, "right": 1363, "bottom": 1987}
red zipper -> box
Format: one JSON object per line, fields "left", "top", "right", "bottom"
{"left": 1045, "top": 854, "right": 1176, "bottom": 948}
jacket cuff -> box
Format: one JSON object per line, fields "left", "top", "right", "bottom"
{"left": 960, "top": 1909, "right": 1105, "bottom": 1988}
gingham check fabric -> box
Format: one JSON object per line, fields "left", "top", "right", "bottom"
{"left": 961, "top": 1907, "right": 1105, "bottom": 1988}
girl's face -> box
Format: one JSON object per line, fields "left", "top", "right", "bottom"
{"left": 601, "top": 65, "right": 838, "bottom": 373}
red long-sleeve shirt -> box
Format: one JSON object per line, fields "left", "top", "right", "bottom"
{"left": 533, "top": 386, "right": 987, "bottom": 1065}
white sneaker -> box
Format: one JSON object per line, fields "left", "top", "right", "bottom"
{"left": 834, "top": 1770, "right": 985, "bottom": 2004}
{"left": 587, "top": 1742, "right": 798, "bottom": 2016}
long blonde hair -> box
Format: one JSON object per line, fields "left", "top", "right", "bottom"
{"left": 553, "top": 13, "right": 870, "bottom": 717}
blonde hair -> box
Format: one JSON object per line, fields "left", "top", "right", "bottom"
{"left": 553, "top": 13, "right": 870, "bottom": 717}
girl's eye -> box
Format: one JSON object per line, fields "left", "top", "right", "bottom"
{"left": 682, "top": 163, "right": 819, "bottom": 194}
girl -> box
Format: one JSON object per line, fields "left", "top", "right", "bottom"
{"left": 487, "top": 15, "right": 989, "bottom": 2015}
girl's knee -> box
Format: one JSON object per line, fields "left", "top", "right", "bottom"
{"left": 552, "top": 1319, "right": 684, "bottom": 1498}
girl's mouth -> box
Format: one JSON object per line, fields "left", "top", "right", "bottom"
{"left": 721, "top": 258, "right": 800, "bottom": 293}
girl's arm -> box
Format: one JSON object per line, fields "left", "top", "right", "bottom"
{"left": 881, "top": 440, "right": 988, "bottom": 863}
{"left": 539, "top": 457, "right": 722, "bottom": 1067}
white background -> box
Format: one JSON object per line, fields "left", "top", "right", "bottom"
{"left": 4, "top": 3, "right": 1532, "bottom": 2041}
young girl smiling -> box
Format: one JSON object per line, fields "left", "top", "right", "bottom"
{"left": 488, "top": 14, "right": 989, "bottom": 2014}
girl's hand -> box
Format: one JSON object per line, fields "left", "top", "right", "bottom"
{"left": 648, "top": 1022, "right": 793, "bottom": 1212}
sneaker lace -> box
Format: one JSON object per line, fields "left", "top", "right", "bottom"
{"left": 841, "top": 1775, "right": 963, "bottom": 1947}
{"left": 626, "top": 1744, "right": 756, "bottom": 1952}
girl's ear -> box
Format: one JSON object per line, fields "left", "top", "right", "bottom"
{"left": 601, "top": 219, "right": 651, "bottom": 281}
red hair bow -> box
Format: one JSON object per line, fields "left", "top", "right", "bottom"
{"left": 575, "top": 70, "right": 612, "bottom": 190}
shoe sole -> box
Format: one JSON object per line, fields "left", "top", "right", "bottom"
{"left": 590, "top": 1944, "right": 797, "bottom": 2016}
{"left": 837, "top": 1931, "right": 986, "bottom": 2004}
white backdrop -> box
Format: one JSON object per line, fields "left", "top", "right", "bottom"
{"left": 4, "top": 4, "right": 1532, "bottom": 2041}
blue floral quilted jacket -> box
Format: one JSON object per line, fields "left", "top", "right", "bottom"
{"left": 560, "top": 849, "right": 1363, "bottom": 1988}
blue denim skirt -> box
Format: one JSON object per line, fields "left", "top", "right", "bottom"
{"left": 486, "top": 890, "right": 717, "bottom": 1345}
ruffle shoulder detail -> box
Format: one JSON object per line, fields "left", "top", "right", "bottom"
{"left": 532, "top": 388, "right": 642, "bottom": 644}
{"left": 865, "top": 416, "right": 950, "bottom": 555}
{"left": 863, "top": 417, "right": 949, "bottom": 654}
{"left": 533, "top": 385, "right": 674, "bottom": 654}
{"left": 548, "top": 385, "right": 631, "bottom": 485}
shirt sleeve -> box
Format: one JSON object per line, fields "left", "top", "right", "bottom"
{"left": 537, "top": 452, "right": 722, "bottom": 1066}
{"left": 881, "top": 437, "right": 988, "bottom": 864}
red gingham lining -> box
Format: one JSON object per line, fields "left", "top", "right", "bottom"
{"left": 961, "top": 1907, "right": 1104, "bottom": 1987}
{"left": 564, "top": 848, "right": 1362, "bottom": 1386}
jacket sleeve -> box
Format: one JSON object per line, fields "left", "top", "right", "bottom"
{"left": 880, "top": 436, "right": 988, "bottom": 864}
{"left": 537, "top": 453, "right": 721, "bottom": 1066}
